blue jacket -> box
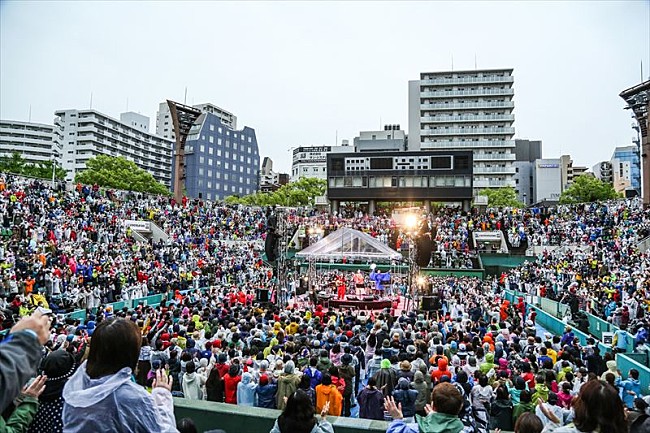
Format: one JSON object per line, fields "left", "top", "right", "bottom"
{"left": 254, "top": 383, "right": 277, "bottom": 409}
{"left": 617, "top": 377, "right": 641, "bottom": 408}
{"left": 304, "top": 367, "right": 322, "bottom": 389}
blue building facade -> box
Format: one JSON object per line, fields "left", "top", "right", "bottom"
{"left": 613, "top": 145, "right": 641, "bottom": 193}
{"left": 173, "top": 112, "right": 260, "bottom": 200}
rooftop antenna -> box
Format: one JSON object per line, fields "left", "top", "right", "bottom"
{"left": 89, "top": 92, "right": 93, "bottom": 109}
{"left": 28, "top": 104, "right": 31, "bottom": 122}
{"left": 184, "top": 87, "right": 187, "bottom": 105}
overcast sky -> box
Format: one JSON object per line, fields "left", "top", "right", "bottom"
{"left": 1, "top": 1, "right": 649, "bottom": 173}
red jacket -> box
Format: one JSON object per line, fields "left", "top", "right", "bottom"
{"left": 223, "top": 373, "right": 241, "bottom": 404}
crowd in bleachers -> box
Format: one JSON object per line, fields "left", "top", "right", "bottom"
{"left": 1, "top": 174, "right": 649, "bottom": 433}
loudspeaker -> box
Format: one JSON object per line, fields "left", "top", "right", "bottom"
{"left": 257, "top": 289, "right": 269, "bottom": 303}
{"left": 297, "top": 277, "right": 308, "bottom": 296}
{"left": 421, "top": 296, "right": 441, "bottom": 311}
{"left": 265, "top": 232, "right": 278, "bottom": 262}
{"left": 415, "top": 234, "right": 432, "bottom": 267}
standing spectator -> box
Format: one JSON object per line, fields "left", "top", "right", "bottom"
{"left": 411, "top": 371, "right": 429, "bottom": 417}
{"left": 29, "top": 351, "right": 77, "bottom": 433}
{"left": 255, "top": 374, "right": 277, "bottom": 409}
{"left": 298, "top": 375, "right": 316, "bottom": 408}
{"left": 616, "top": 369, "right": 641, "bottom": 409}
{"left": 490, "top": 384, "right": 514, "bottom": 431}
{"left": 223, "top": 364, "right": 241, "bottom": 404}
{"left": 237, "top": 372, "right": 257, "bottom": 407}
{"left": 269, "top": 389, "right": 333, "bottom": 433}
{"left": 276, "top": 361, "right": 301, "bottom": 411}
{"left": 182, "top": 362, "right": 206, "bottom": 400}
{"left": 338, "top": 354, "right": 355, "bottom": 417}
{"left": 357, "top": 378, "right": 384, "bottom": 420}
{"left": 61, "top": 318, "right": 177, "bottom": 432}
{"left": 373, "top": 359, "right": 397, "bottom": 397}
{"left": 392, "top": 378, "right": 418, "bottom": 423}
{"left": 315, "top": 374, "right": 342, "bottom": 417}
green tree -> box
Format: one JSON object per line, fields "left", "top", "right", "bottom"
{"left": 0, "top": 152, "right": 66, "bottom": 180}
{"left": 559, "top": 174, "right": 620, "bottom": 204}
{"left": 75, "top": 155, "right": 170, "bottom": 195}
{"left": 478, "top": 186, "right": 524, "bottom": 208}
{"left": 227, "top": 177, "right": 326, "bottom": 206}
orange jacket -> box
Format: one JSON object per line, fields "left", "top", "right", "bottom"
{"left": 315, "top": 384, "right": 343, "bottom": 416}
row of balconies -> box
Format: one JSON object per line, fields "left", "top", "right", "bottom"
{"left": 421, "top": 127, "right": 515, "bottom": 135}
{"left": 420, "top": 114, "right": 515, "bottom": 123}
{"left": 420, "top": 75, "right": 514, "bottom": 85}
{"left": 420, "top": 88, "right": 514, "bottom": 98}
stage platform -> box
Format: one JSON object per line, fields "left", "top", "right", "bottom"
{"left": 316, "top": 295, "right": 393, "bottom": 311}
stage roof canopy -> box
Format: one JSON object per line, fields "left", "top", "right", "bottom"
{"left": 295, "top": 227, "right": 402, "bottom": 262}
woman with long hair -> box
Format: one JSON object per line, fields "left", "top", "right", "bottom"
{"left": 553, "top": 379, "right": 627, "bottom": 433}
{"left": 269, "top": 389, "right": 334, "bottom": 433}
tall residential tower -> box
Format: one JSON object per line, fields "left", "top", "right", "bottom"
{"left": 409, "top": 68, "right": 516, "bottom": 191}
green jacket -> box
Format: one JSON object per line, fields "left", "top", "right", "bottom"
{"left": 0, "top": 395, "right": 39, "bottom": 433}
{"left": 532, "top": 383, "right": 549, "bottom": 404}
{"left": 512, "top": 401, "right": 535, "bottom": 424}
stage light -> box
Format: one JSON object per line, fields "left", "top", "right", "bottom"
{"left": 405, "top": 214, "right": 418, "bottom": 230}
{"left": 417, "top": 276, "right": 426, "bottom": 286}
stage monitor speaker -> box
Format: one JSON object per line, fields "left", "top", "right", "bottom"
{"left": 257, "top": 289, "right": 269, "bottom": 303}
{"left": 421, "top": 296, "right": 441, "bottom": 311}
{"left": 297, "top": 277, "right": 308, "bottom": 296}
{"left": 363, "top": 295, "right": 375, "bottom": 301}
{"left": 415, "top": 234, "right": 433, "bottom": 267}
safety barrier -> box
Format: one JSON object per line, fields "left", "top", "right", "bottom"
{"left": 616, "top": 353, "right": 650, "bottom": 399}
{"left": 173, "top": 399, "right": 390, "bottom": 433}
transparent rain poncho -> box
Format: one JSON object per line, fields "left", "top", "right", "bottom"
{"left": 62, "top": 361, "right": 177, "bottom": 433}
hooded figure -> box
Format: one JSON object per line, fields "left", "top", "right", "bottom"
{"left": 393, "top": 377, "right": 418, "bottom": 419}
{"left": 182, "top": 361, "right": 206, "bottom": 400}
{"left": 62, "top": 361, "right": 177, "bottom": 433}
{"left": 373, "top": 359, "right": 397, "bottom": 397}
{"left": 412, "top": 371, "right": 430, "bottom": 413}
{"left": 236, "top": 372, "right": 257, "bottom": 406}
{"left": 223, "top": 364, "right": 242, "bottom": 404}
{"left": 276, "top": 361, "right": 300, "bottom": 410}
{"left": 479, "top": 353, "right": 496, "bottom": 376}
{"left": 600, "top": 359, "right": 619, "bottom": 381}
{"left": 431, "top": 358, "right": 452, "bottom": 384}
{"left": 357, "top": 379, "right": 385, "bottom": 420}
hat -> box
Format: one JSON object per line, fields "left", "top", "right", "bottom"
{"left": 382, "top": 340, "right": 390, "bottom": 348}
{"left": 400, "top": 360, "right": 411, "bottom": 371}
{"left": 260, "top": 374, "right": 269, "bottom": 386}
{"left": 380, "top": 359, "right": 391, "bottom": 369}
{"left": 40, "top": 350, "right": 76, "bottom": 401}
{"left": 406, "top": 345, "right": 417, "bottom": 355}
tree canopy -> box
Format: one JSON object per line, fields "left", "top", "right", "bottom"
{"left": 478, "top": 186, "right": 524, "bottom": 208}
{"left": 559, "top": 174, "right": 620, "bottom": 204}
{"left": 225, "top": 177, "right": 326, "bottom": 206}
{"left": 0, "top": 152, "right": 66, "bottom": 181}
{"left": 74, "top": 155, "right": 170, "bottom": 195}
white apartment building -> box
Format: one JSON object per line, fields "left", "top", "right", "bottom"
{"left": 0, "top": 120, "right": 63, "bottom": 164}
{"left": 55, "top": 109, "right": 173, "bottom": 186}
{"left": 291, "top": 144, "right": 350, "bottom": 181}
{"left": 155, "top": 101, "right": 237, "bottom": 141}
{"left": 408, "top": 68, "right": 516, "bottom": 190}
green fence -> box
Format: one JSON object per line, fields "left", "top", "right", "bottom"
{"left": 173, "top": 399, "right": 390, "bottom": 433}
{"left": 616, "top": 353, "right": 650, "bottom": 398}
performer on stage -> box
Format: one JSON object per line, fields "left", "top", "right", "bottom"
{"left": 369, "top": 266, "right": 391, "bottom": 297}
{"left": 336, "top": 274, "right": 346, "bottom": 300}
{"left": 353, "top": 270, "right": 365, "bottom": 297}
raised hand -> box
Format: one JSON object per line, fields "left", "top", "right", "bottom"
{"left": 22, "top": 375, "right": 47, "bottom": 398}
{"left": 321, "top": 401, "right": 330, "bottom": 418}
{"left": 152, "top": 369, "right": 172, "bottom": 391}
{"left": 384, "top": 396, "right": 403, "bottom": 420}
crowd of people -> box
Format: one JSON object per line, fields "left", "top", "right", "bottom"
{"left": 1, "top": 174, "right": 650, "bottom": 433}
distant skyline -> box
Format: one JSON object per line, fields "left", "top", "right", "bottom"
{"left": 1, "top": 1, "right": 648, "bottom": 174}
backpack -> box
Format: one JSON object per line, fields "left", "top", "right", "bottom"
{"left": 454, "top": 383, "right": 490, "bottom": 433}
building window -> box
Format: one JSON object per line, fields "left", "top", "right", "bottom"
{"left": 199, "top": 156, "right": 204, "bottom": 164}
{"left": 209, "top": 136, "right": 214, "bottom": 143}
{"left": 200, "top": 145, "right": 205, "bottom": 153}
{"left": 210, "top": 125, "right": 214, "bottom": 131}
{"left": 209, "top": 147, "right": 213, "bottom": 155}
{"left": 218, "top": 138, "right": 222, "bottom": 145}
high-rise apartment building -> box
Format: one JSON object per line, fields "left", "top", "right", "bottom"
{"left": 177, "top": 112, "right": 259, "bottom": 201}
{"left": 54, "top": 109, "right": 173, "bottom": 186}
{"left": 409, "top": 68, "right": 516, "bottom": 191}
{"left": 156, "top": 101, "right": 237, "bottom": 141}
{"left": 0, "top": 120, "right": 63, "bottom": 165}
